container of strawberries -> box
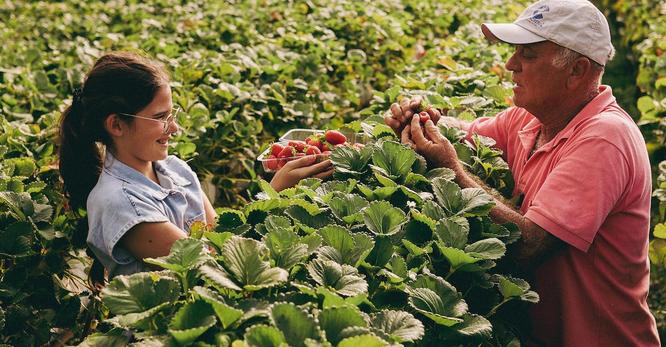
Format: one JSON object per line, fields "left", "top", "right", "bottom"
{"left": 258, "top": 129, "right": 367, "bottom": 172}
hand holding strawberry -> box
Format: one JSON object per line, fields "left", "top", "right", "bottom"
{"left": 385, "top": 95, "right": 443, "bottom": 135}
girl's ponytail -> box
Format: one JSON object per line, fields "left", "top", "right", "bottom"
{"left": 58, "top": 89, "right": 103, "bottom": 211}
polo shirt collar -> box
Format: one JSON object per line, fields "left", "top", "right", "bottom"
{"left": 103, "top": 152, "right": 192, "bottom": 200}
{"left": 516, "top": 85, "right": 616, "bottom": 153}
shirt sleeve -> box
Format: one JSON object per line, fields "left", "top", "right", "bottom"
{"left": 97, "top": 188, "right": 170, "bottom": 265}
{"left": 524, "top": 137, "right": 629, "bottom": 252}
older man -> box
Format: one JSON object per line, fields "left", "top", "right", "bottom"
{"left": 385, "top": 0, "right": 660, "bottom": 346}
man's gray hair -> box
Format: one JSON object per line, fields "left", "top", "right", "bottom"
{"left": 552, "top": 46, "right": 606, "bottom": 75}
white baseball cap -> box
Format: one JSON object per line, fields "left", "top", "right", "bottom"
{"left": 481, "top": 0, "right": 615, "bottom": 66}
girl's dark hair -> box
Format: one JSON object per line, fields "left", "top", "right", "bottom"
{"left": 58, "top": 51, "right": 169, "bottom": 210}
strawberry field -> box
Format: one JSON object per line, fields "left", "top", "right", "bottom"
{"left": 0, "top": 0, "right": 664, "bottom": 345}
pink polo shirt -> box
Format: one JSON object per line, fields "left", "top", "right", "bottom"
{"left": 467, "top": 86, "right": 660, "bottom": 346}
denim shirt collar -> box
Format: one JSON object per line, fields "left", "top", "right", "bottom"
{"left": 102, "top": 152, "right": 192, "bottom": 200}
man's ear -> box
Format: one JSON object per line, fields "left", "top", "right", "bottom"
{"left": 567, "top": 57, "right": 592, "bottom": 88}
{"left": 104, "top": 114, "right": 125, "bottom": 137}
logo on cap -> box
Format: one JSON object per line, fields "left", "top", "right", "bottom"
{"left": 528, "top": 5, "right": 550, "bottom": 27}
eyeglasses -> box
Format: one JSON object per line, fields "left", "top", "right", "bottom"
{"left": 118, "top": 106, "right": 180, "bottom": 134}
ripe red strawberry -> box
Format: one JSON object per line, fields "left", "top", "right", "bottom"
{"left": 271, "top": 143, "right": 285, "bottom": 156}
{"left": 419, "top": 112, "right": 430, "bottom": 124}
{"left": 305, "top": 145, "right": 321, "bottom": 155}
{"left": 288, "top": 140, "right": 307, "bottom": 152}
{"left": 321, "top": 142, "right": 331, "bottom": 152}
{"left": 277, "top": 146, "right": 296, "bottom": 158}
{"left": 306, "top": 135, "right": 323, "bottom": 150}
{"left": 325, "top": 130, "right": 347, "bottom": 145}
{"left": 265, "top": 155, "right": 279, "bottom": 170}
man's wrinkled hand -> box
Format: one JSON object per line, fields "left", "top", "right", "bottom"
{"left": 384, "top": 95, "right": 442, "bottom": 136}
{"left": 406, "top": 114, "right": 463, "bottom": 173}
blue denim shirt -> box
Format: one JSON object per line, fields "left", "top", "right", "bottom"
{"left": 86, "top": 152, "right": 206, "bottom": 277}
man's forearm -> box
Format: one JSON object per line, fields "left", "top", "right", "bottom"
{"left": 452, "top": 167, "right": 563, "bottom": 267}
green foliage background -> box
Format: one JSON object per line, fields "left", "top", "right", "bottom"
{"left": 0, "top": 0, "right": 663, "bottom": 344}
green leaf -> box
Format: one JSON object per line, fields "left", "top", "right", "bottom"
{"left": 256, "top": 215, "right": 294, "bottom": 235}
{"left": 431, "top": 178, "right": 462, "bottom": 215}
{"left": 199, "top": 262, "right": 242, "bottom": 292}
{"left": 245, "top": 199, "right": 286, "bottom": 221}
{"left": 307, "top": 259, "right": 368, "bottom": 297}
{"left": 318, "top": 226, "right": 374, "bottom": 266}
{"left": 264, "top": 229, "right": 311, "bottom": 270}
{"left": 270, "top": 303, "right": 320, "bottom": 347}
{"left": 318, "top": 306, "right": 368, "bottom": 345}
{"left": 370, "top": 140, "right": 416, "bottom": 181}
{"left": 637, "top": 95, "right": 656, "bottom": 115}
{"left": 436, "top": 243, "right": 480, "bottom": 269}
{"left": 6, "top": 157, "right": 36, "bottom": 176}
{"left": 367, "top": 237, "right": 395, "bottom": 267}
{"left": 459, "top": 188, "right": 495, "bottom": 216}
{"left": 317, "top": 180, "right": 358, "bottom": 199}
{"left": 168, "top": 300, "right": 217, "bottom": 345}
{"left": 193, "top": 286, "right": 243, "bottom": 329}
{"left": 107, "top": 302, "right": 173, "bottom": 328}
{"left": 328, "top": 193, "right": 369, "bottom": 224}
{"left": 402, "top": 239, "right": 430, "bottom": 257}
{"left": 244, "top": 325, "right": 288, "bottom": 347}
{"left": 361, "top": 201, "right": 407, "bottom": 236}
{"left": 453, "top": 314, "right": 493, "bottom": 337}
{"left": 654, "top": 223, "right": 666, "bottom": 239}
{"left": 259, "top": 179, "right": 280, "bottom": 199}
{"left": 421, "top": 200, "right": 447, "bottom": 221}
{"left": 331, "top": 146, "right": 373, "bottom": 177}
{"left": 407, "top": 288, "right": 464, "bottom": 326}
{"left": 215, "top": 208, "right": 247, "bottom": 231}
{"left": 650, "top": 239, "right": 666, "bottom": 267}
{"left": 373, "top": 172, "right": 398, "bottom": 187}
{"left": 0, "top": 221, "right": 33, "bottom": 257}
{"left": 204, "top": 231, "right": 234, "bottom": 253}
{"left": 0, "top": 192, "right": 32, "bottom": 221}
{"left": 337, "top": 334, "right": 387, "bottom": 347}
{"left": 425, "top": 168, "right": 456, "bottom": 181}
{"left": 288, "top": 198, "right": 325, "bottom": 216}
{"left": 409, "top": 209, "right": 437, "bottom": 232}
{"left": 384, "top": 255, "right": 408, "bottom": 281}
{"left": 431, "top": 179, "right": 495, "bottom": 216}
{"left": 369, "top": 310, "right": 424, "bottom": 343}
{"left": 144, "top": 238, "right": 211, "bottom": 273}
{"left": 286, "top": 205, "right": 335, "bottom": 234}
{"left": 407, "top": 273, "right": 467, "bottom": 326}
{"left": 79, "top": 330, "right": 131, "bottom": 347}
{"left": 102, "top": 272, "right": 181, "bottom": 316}
{"left": 404, "top": 172, "right": 430, "bottom": 188}
{"left": 434, "top": 217, "right": 469, "bottom": 249}
{"left": 464, "top": 238, "right": 506, "bottom": 260}
{"left": 221, "top": 236, "right": 288, "bottom": 291}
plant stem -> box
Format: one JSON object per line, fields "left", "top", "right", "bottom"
{"left": 487, "top": 298, "right": 510, "bottom": 317}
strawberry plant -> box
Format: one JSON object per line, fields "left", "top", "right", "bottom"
{"left": 82, "top": 124, "right": 535, "bottom": 346}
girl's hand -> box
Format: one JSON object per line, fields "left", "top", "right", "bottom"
{"left": 270, "top": 154, "right": 334, "bottom": 191}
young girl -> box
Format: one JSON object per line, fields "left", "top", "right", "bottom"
{"left": 59, "top": 52, "right": 333, "bottom": 278}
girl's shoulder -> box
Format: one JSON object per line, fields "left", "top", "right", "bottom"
{"left": 158, "top": 155, "right": 199, "bottom": 183}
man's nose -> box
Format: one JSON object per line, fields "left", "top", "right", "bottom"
{"left": 505, "top": 51, "right": 520, "bottom": 72}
